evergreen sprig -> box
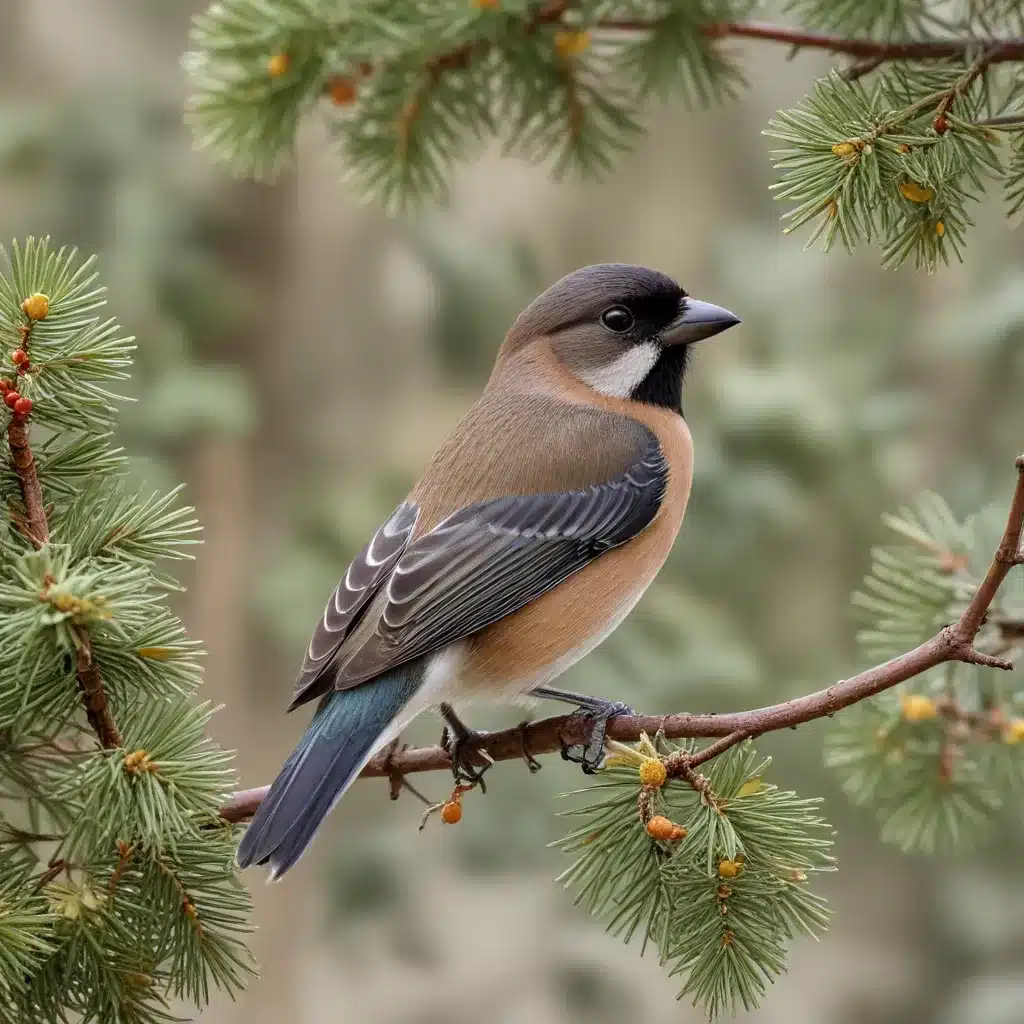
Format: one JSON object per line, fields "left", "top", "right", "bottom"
{"left": 0, "top": 238, "right": 253, "bottom": 1022}
{"left": 185, "top": 0, "right": 1024, "bottom": 265}
{"left": 555, "top": 738, "right": 834, "bottom": 1018}
{"left": 826, "top": 492, "right": 1024, "bottom": 854}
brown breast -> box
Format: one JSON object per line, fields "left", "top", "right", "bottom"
{"left": 463, "top": 344, "right": 694, "bottom": 688}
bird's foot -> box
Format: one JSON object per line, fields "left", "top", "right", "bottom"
{"left": 439, "top": 703, "right": 494, "bottom": 791}
{"left": 559, "top": 698, "right": 635, "bottom": 774}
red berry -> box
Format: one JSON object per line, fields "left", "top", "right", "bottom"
{"left": 0, "top": 378, "right": 9, "bottom": 394}
{"left": 933, "top": 114, "right": 949, "bottom": 134}
{"left": 13, "top": 396, "right": 32, "bottom": 417}
{"left": 11, "top": 349, "right": 28, "bottom": 366}
{"left": 3, "top": 390, "right": 19, "bottom": 409}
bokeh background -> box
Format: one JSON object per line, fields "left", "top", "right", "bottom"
{"left": 2, "top": 2, "right": 1023, "bottom": 1021}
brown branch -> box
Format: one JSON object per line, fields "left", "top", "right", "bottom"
{"left": 74, "top": 627, "right": 122, "bottom": 750}
{"left": 7, "top": 417, "right": 48, "bottom": 546}
{"left": 219, "top": 456, "right": 1024, "bottom": 825}
{"left": 5, "top": 305, "right": 122, "bottom": 752}
{"left": 695, "top": 22, "right": 1024, "bottom": 63}
{"left": 324, "top": 14, "right": 1024, "bottom": 105}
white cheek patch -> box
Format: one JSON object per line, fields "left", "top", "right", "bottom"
{"left": 578, "top": 341, "right": 660, "bottom": 398}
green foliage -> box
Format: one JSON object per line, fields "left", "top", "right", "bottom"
{"left": 0, "top": 239, "right": 253, "bottom": 1022}
{"left": 765, "top": 65, "right": 1014, "bottom": 271}
{"left": 185, "top": 0, "right": 1024, "bottom": 265}
{"left": 826, "top": 493, "right": 1024, "bottom": 854}
{"left": 555, "top": 740, "right": 834, "bottom": 1018}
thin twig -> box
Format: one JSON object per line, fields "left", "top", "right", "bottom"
{"left": 219, "top": 456, "right": 1024, "bottom": 825}
{"left": 322, "top": 16, "right": 1024, "bottom": 102}
{"left": 695, "top": 22, "right": 1024, "bottom": 63}
{"left": 6, "top": 418, "right": 48, "bottom": 547}
{"left": 73, "top": 626, "right": 122, "bottom": 749}
{"left": 5, "top": 300, "right": 123, "bottom": 751}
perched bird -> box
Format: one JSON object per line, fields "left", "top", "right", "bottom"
{"left": 236, "top": 264, "right": 740, "bottom": 879}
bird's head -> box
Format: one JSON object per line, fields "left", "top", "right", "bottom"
{"left": 503, "top": 264, "right": 740, "bottom": 413}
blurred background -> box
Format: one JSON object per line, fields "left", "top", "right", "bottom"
{"left": 2, "top": 1, "right": 1023, "bottom": 1021}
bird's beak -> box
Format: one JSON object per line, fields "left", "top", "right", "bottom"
{"left": 661, "top": 298, "right": 741, "bottom": 346}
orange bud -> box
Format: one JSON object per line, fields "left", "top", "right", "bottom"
{"left": 554, "top": 30, "right": 590, "bottom": 58}
{"left": 440, "top": 801, "right": 462, "bottom": 824}
{"left": 1003, "top": 718, "right": 1024, "bottom": 745}
{"left": 267, "top": 53, "right": 291, "bottom": 78}
{"left": 901, "top": 693, "right": 938, "bottom": 722}
{"left": 328, "top": 77, "right": 358, "bottom": 106}
{"left": 646, "top": 815, "right": 675, "bottom": 841}
{"left": 899, "top": 181, "right": 934, "bottom": 203}
{"left": 718, "top": 858, "right": 741, "bottom": 878}
{"left": 21, "top": 293, "right": 49, "bottom": 320}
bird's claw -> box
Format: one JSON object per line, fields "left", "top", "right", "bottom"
{"left": 560, "top": 700, "right": 634, "bottom": 774}
{"left": 518, "top": 720, "right": 542, "bottom": 774}
{"left": 443, "top": 725, "right": 494, "bottom": 790}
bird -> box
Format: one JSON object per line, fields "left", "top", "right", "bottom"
{"left": 236, "top": 263, "right": 740, "bottom": 879}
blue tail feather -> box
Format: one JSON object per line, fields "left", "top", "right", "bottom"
{"left": 236, "top": 666, "right": 422, "bottom": 879}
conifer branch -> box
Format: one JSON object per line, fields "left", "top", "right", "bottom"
{"left": 72, "top": 626, "right": 123, "bottom": 750}
{"left": 4, "top": 296, "right": 123, "bottom": 751}
{"left": 220, "top": 454, "right": 1024, "bottom": 825}
{"left": 6, "top": 418, "right": 48, "bottom": 547}
{"left": 8, "top": 424, "right": 123, "bottom": 751}
{"left": 696, "top": 22, "right": 1024, "bottom": 63}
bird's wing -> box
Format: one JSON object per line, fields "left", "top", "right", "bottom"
{"left": 327, "top": 424, "right": 668, "bottom": 691}
{"left": 289, "top": 502, "right": 418, "bottom": 710}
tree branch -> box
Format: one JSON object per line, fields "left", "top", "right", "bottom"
{"left": 73, "top": 627, "right": 123, "bottom": 750}
{"left": 324, "top": 15, "right": 1024, "bottom": 103}
{"left": 6, "top": 417, "right": 48, "bottom": 546}
{"left": 695, "top": 22, "right": 1024, "bottom": 63}
{"left": 5, "top": 307, "right": 123, "bottom": 751}
{"left": 219, "top": 456, "right": 1024, "bottom": 825}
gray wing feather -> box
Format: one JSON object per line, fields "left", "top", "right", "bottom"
{"left": 289, "top": 502, "right": 419, "bottom": 709}
{"left": 332, "top": 427, "right": 668, "bottom": 688}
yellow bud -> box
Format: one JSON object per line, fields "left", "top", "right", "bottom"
{"left": 935, "top": 221, "right": 945, "bottom": 237}
{"left": 718, "top": 858, "right": 741, "bottom": 878}
{"left": 136, "top": 646, "right": 174, "bottom": 660}
{"left": 831, "top": 142, "right": 857, "bottom": 158}
{"left": 737, "top": 778, "right": 762, "bottom": 798}
{"left": 1003, "top": 718, "right": 1024, "bottom": 745}
{"left": 899, "top": 181, "right": 934, "bottom": 203}
{"left": 123, "top": 750, "right": 156, "bottom": 775}
{"left": 901, "top": 693, "right": 938, "bottom": 722}
{"left": 639, "top": 758, "right": 667, "bottom": 788}
{"left": 473, "top": 0, "right": 500, "bottom": 7}
{"left": 267, "top": 53, "right": 291, "bottom": 78}
{"left": 554, "top": 30, "right": 590, "bottom": 58}
{"left": 21, "top": 293, "right": 49, "bottom": 320}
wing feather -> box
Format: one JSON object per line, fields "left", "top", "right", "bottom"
{"left": 289, "top": 502, "right": 419, "bottom": 709}
{"left": 332, "top": 426, "right": 668, "bottom": 688}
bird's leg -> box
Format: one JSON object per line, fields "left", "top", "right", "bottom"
{"left": 530, "top": 686, "right": 635, "bottom": 774}
{"left": 439, "top": 702, "right": 494, "bottom": 789}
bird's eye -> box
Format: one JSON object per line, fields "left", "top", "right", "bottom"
{"left": 600, "top": 306, "right": 634, "bottom": 333}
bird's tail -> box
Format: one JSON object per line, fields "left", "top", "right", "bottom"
{"left": 236, "top": 665, "right": 422, "bottom": 879}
